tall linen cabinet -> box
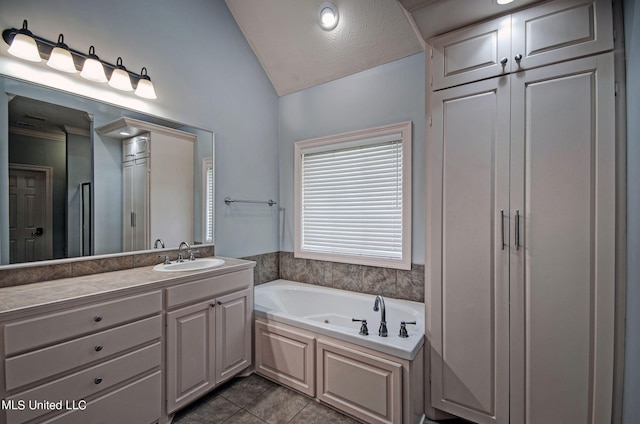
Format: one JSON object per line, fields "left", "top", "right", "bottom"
{"left": 426, "top": 0, "right": 616, "bottom": 423}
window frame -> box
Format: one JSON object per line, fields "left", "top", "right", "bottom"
{"left": 294, "top": 121, "right": 412, "bottom": 270}
{"left": 202, "top": 156, "right": 214, "bottom": 244}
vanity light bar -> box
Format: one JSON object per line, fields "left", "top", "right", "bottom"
{"left": 2, "top": 20, "right": 157, "bottom": 100}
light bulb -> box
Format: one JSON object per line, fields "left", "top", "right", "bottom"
{"left": 318, "top": 2, "right": 339, "bottom": 31}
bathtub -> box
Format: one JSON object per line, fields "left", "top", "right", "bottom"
{"left": 254, "top": 279, "right": 425, "bottom": 360}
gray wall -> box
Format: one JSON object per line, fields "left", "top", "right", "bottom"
{"left": 623, "top": 0, "right": 639, "bottom": 421}
{"left": 278, "top": 52, "right": 426, "bottom": 264}
{"left": 0, "top": 0, "right": 279, "bottom": 259}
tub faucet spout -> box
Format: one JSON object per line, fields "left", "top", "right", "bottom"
{"left": 373, "top": 295, "right": 388, "bottom": 337}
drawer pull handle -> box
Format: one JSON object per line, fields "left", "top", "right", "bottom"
{"left": 94, "top": 378, "right": 102, "bottom": 385}
{"left": 95, "top": 345, "right": 103, "bottom": 352}
{"left": 94, "top": 316, "right": 103, "bottom": 322}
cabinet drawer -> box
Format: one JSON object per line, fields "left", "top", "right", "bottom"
{"left": 4, "top": 290, "right": 162, "bottom": 355}
{"left": 255, "top": 320, "right": 315, "bottom": 397}
{"left": 40, "top": 371, "right": 162, "bottom": 424}
{"left": 166, "top": 269, "right": 252, "bottom": 307}
{"left": 4, "top": 343, "right": 161, "bottom": 424}
{"left": 5, "top": 315, "right": 161, "bottom": 391}
{"left": 317, "top": 339, "right": 402, "bottom": 424}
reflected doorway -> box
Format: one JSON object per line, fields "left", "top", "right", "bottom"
{"left": 8, "top": 165, "right": 53, "bottom": 263}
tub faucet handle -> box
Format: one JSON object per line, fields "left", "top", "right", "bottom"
{"left": 352, "top": 318, "right": 369, "bottom": 336}
{"left": 399, "top": 321, "right": 417, "bottom": 338}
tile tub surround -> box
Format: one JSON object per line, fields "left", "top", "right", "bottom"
{"left": 242, "top": 251, "right": 279, "bottom": 285}
{"left": 0, "top": 246, "right": 215, "bottom": 288}
{"left": 277, "top": 252, "right": 424, "bottom": 302}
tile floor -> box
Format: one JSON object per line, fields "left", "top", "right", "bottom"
{"left": 172, "top": 373, "right": 361, "bottom": 424}
{"left": 173, "top": 372, "right": 470, "bottom": 424}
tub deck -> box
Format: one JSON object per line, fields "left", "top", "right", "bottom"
{"left": 254, "top": 279, "right": 425, "bottom": 360}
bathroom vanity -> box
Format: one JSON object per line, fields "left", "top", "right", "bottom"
{"left": 0, "top": 257, "right": 254, "bottom": 424}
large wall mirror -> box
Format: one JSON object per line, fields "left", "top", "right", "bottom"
{"left": 1, "top": 77, "right": 214, "bottom": 266}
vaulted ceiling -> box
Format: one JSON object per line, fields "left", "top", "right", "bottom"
{"left": 225, "top": 0, "right": 543, "bottom": 96}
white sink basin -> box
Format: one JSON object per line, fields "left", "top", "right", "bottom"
{"left": 153, "top": 258, "right": 226, "bottom": 272}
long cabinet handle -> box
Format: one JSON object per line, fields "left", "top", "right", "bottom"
{"left": 500, "top": 210, "right": 505, "bottom": 250}
{"left": 515, "top": 210, "right": 520, "bottom": 251}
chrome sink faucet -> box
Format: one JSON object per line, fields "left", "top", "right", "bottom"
{"left": 153, "top": 238, "right": 165, "bottom": 249}
{"left": 177, "top": 241, "right": 190, "bottom": 262}
{"left": 373, "top": 295, "right": 388, "bottom": 337}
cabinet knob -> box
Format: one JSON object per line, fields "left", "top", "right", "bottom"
{"left": 210, "top": 302, "right": 216, "bottom": 308}
{"left": 94, "top": 315, "right": 103, "bottom": 322}
{"left": 500, "top": 57, "right": 508, "bottom": 66}
{"left": 514, "top": 54, "right": 523, "bottom": 62}
{"left": 95, "top": 345, "right": 103, "bottom": 352}
{"left": 217, "top": 301, "right": 222, "bottom": 306}
{"left": 94, "top": 378, "right": 102, "bottom": 385}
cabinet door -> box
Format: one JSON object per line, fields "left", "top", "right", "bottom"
{"left": 255, "top": 319, "right": 316, "bottom": 397}
{"left": 122, "top": 158, "right": 149, "bottom": 252}
{"left": 428, "top": 76, "right": 510, "bottom": 424}
{"left": 511, "top": 0, "right": 613, "bottom": 72}
{"left": 215, "top": 288, "right": 252, "bottom": 384}
{"left": 317, "top": 339, "right": 402, "bottom": 424}
{"left": 430, "top": 15, "right": 511, "bottom": 90}
{"left": 509, "top": 53, "right": 615, "bottom": 424}
{"left": 166, "top": 300, "right": 216, "bottom": 414}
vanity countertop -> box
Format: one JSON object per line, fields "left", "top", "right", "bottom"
{"left": 0, "top": 257, "right": 255, "bottom": 317}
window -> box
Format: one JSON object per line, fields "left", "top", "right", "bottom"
{"left": 294, "top": 121, "right": 412, "bottom": 270}
{"left": 202, "top": 157, "right": 214, "bottom": 243}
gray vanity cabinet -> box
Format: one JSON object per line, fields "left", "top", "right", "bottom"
{"left": 0, "top": 291, "right": 163, "bottom": 424}
{"left": 165, "top": 270, "right": 253, "bottom": 415}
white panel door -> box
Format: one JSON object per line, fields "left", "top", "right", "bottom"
{"left": 509, "top": 53, "right": 615, "bottom": 424}
{"left": 429, "top": 76, "right": 510, "bottom": 424}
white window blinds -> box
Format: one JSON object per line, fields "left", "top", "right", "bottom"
{"left": 203, "top": 157, "right": 214, "bottom": 243}
{"left": 301, "top": 139, "right": 403, "bottom": 261}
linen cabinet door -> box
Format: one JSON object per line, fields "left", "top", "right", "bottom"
{"left": 166, "top": 300, "right": 216, "bottom": 414}
{"left": 510, "top": 0, "right": 613, "bottom": 72}
{"left": 428, "top": 76, "right": 510, "bottom": 424}
{"left": 509, "top": 53, "right": 615, "bottom": 424}
{"left": 429, "top": 15, "right": 511, "bottom": 90}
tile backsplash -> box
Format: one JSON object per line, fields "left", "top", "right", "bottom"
{"left": 243, "top": 251, "right": 424, "bottom": 303}
{"left": 0, "top": 246, "right": 215, "bottom": 288}
{"left": 1, "top": 248, "right": 424, "bottom": 303}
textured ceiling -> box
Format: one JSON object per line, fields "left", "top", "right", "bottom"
{"left": 225, "top": 0, "right": 545, "bottom": 96}
{"left": 225, "top": 0, "right": 423, "bottom": 96}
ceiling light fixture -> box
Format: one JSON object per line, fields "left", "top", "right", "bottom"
{"left": 46, "top": 34, "right": 77, "bottom": 73}
{"left": 2, "top": 20, "right": 158, "bottom": 99}
{"left": 318, "top": 2, "right": 339, "bottom": 31}
{"left": 496, "top": 0, "right": 515, "bottom": 4}
{"left": 7, "top": 20, "right": 41, "bottom": 62}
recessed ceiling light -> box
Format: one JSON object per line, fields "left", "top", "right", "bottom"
{"left": 497, "top": 0, "right": 514, "bottom": 4}
{"left": 318, "top": 2, "right": 339, "bottom": 31}
{"left": 120, "top": 131, "right": 130, "bottom": 136}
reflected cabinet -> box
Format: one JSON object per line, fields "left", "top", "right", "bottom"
{"left": 427, "top": 0, "right": 616, "bottom": 423}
